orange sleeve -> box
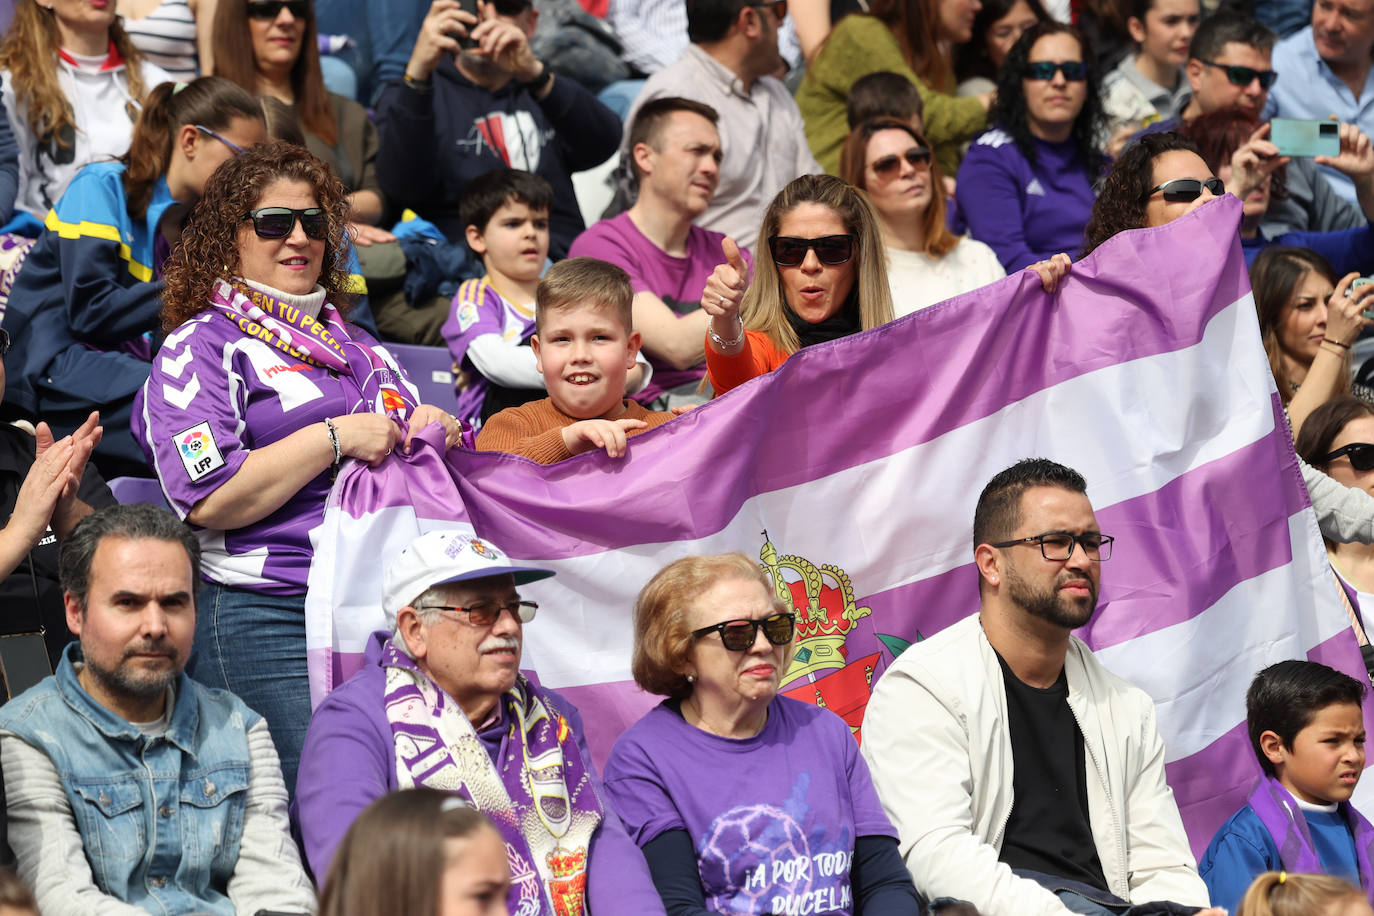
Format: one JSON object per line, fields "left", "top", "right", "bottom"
{"left": 473, "top": 400, "right": 575, "bottom": 465}
{"left": 705, "top": 330, "right": 788, "bottom": 395}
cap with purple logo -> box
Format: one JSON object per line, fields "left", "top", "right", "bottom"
{"left": 382, "top": 531, "right": 555, "bottom": 624}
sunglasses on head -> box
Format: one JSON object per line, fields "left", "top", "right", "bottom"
{"left": 1144, "top": 177, "right": 1225, "bottom": 203}
{"left": 1197, "top": 59, "right": 1278, "bottom": 89}
{"left": 243, "top": 207, "right": 328, "bottom": 240}
{"left": 1025, "top": 60, "right": 1087, "bottom": 81}
{"left": 246, "top": 0, "right": 309, "bottom": 19}
{"left": 870, "top": 147, "right": 932, "bottom": 178}
{"left": 768, "top": 234, "right": 855, "bottom": 267}
{"left": 692, "top": 612, "right": 796, "bottom": 651}
{"left": 1321, "top": 442, "right": 1374, "bottom": 472}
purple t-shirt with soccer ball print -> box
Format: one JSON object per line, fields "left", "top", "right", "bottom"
{"left": 132, "top": 307, "right": 419, "bottom": 595}
{"left": 603, "top": 696, "right": 896, "bottom": 915}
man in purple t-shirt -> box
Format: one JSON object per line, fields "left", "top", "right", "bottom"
{"left": 569, "top": 97, "right": 752, "bottom": 407}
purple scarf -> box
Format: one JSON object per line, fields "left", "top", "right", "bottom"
{"left": 211, "top": 279, "right": 413, "bottom": 419}
{"left": 381, "top": 638, "right": 603, "bottom": 916}
{"left": 1247, "top": 774, "right": 1374, "bottom": 903}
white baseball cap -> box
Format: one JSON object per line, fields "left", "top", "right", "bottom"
{"left": 382, "top": 531, "right": 555, "bottom": 625}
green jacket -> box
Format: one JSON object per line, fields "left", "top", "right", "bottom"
{"left": 796, "top": 15, "right": 987, "bottom": 177}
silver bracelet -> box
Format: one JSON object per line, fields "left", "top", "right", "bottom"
{"left": 708, "top": 316, "right": 745, "bottom": 349}
{"left": 323, "top": 417, "right": 342, "bottom": 468}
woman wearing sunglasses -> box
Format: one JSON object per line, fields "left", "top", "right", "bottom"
{"left": 699, "top": 174, "right": 894, "bottom": 395}
{"left": 2, "top": 75, "right": 265, "bottom": 476}
{"left": 840, "top": 118, "right": 1005, "bottom": 316}
{"left": 211, "top": 0, "right": 393, "bottom": 246}
{"left": 956, "top": 21, "right": 1106, "bottom": 273}
{"left": 604, "top": 553, "right": 920, "bottom": 915}
{"left": 1296, "top": 396, "right": 1374, "bottom": 665}
{"left": 133, "top": 142, "right": 463, "bottom": 795}
{"left": 0, "top": 0, "right": 172, "bottom": 226}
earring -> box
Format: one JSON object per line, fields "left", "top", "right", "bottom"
{"left": 685, "top": 674, "right": 695, "bottom": 683}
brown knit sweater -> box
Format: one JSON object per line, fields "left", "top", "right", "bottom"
{"left": 474, "top": 397, "right": 675, "bottom": 464}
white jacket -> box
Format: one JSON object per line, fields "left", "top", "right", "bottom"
{"left": 861, "top": 614, "right": 1209, "bottom": 916}
{"left": 2, "top": 51, "right": 171, "bottom": 220}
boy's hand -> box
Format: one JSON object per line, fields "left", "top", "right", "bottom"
{"left": 562, "top": 418, "right": 648, "bottom": 459}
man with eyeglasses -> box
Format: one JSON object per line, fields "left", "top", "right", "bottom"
{"left": 862, "top": 459, "right": 1222, "bottom": 916}
{"left": 1144, "top": 12, "right": 1374, "bottom": 239}
{"left": 614, "top": 0, "right": 822, "bottom": 249}
{"left": 1266, "top": 0, "right": 1374, "bottom": 206}
{"left": 295, "top": 530, "right": 665, "bottom": 916}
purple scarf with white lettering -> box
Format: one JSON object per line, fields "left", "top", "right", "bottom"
{"left": 1247, "top": 774, "right": 1374, "bottom": 903}
{"left": 382, "top": 638, "right": 602, "bottom": 916}
{"left": 211, "top": 278, "right": 413, "bottom": 418}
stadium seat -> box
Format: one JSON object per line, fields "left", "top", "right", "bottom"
{"left": 388, "top": 343, "right": 458, "bottom": 412}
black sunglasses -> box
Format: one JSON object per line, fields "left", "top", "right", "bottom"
{"left": 769, "top": 234, "right": 855, "bottom": 267}
{"left": 246, "top": 0, "right": 310, "bottom": 19}
{"left": 1025, "top": 60, "right": 1087, "bottom": 81}
{"left": 1321, "top": 443, "right": 1374, "bottom": 472}
{"left": 1197, "top": 59, "right": 1277, "bottom": 89}
{"left": 692, "top": 612, "right": 796, "bottom": 651}
{"left": 1144, "top": 177, "right": 1225, "bottom": 203}
{"left": 870, "top": 148, "right": 932, "bottom": 178}
{"left": 244, "top": 207, "right": 328, "bottom": 240}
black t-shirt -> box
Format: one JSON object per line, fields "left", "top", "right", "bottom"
{"left": 995, "top": 650, "right": 1109, "bottom": 892}
{"left": 0, "top": 423, "right": 115, "bottom": 666}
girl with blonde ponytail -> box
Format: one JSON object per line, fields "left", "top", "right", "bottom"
{"left": 1, "top": 74, "right": 264, "bottom": 476}
{"left": 1236, "top": 872, "right": 1372, "bottom": 916}
{"left": 0, "top": 0, "right": 174, "bottom": 225}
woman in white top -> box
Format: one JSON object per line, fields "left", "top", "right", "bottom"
{"left": 0, "top": 0, "right": 170, "bottom": 223}
{"left": 117, "top": 0, "right": 217, "bottom": 80}
{"left": 840, "top": 117, "right": 1004, "bottom": 316}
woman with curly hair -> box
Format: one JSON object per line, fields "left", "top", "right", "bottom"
{"left": 839, "top": 117, "right": 1004, "bottom": 314}
{"left": 956, "top": 20, "right": 1107, "bottom": 272}
{"left": 132, "top": 141, "right": 463, "bottom": 794}
{"left": 211, "top": 0, "right": 391, "bottom": 244}
{"left": 797, "top": 0, "right": 992, "bottom": 177}
{"left": 697, "top": 174, "right": 895, "bottom": 395}
{"left": 0, "top": 0, "right": 172, "bottom": 225}
{"left": 1079, "top": 130, "right": 1211, "bottom": 257}
{"left": 2, "top": 75, "right": 264, "bottom": 476}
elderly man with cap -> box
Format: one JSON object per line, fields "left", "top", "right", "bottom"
{"left": 293, "top": 530, "right": 665, "bottom": 915}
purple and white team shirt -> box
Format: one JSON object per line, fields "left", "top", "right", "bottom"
{"left": 441, "top": 276, "right": 538, "bottom": 425}
{"left": 603, "top": 696, "right": 896, "bottom": 915}
{"left": 133, "top": 307, "right": 419, "bottom": 595}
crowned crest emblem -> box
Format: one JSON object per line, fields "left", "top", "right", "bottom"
{"left": 546, "top": 847, "right": 588, "bottom": 916}
{"left": 760, "top": 532, "right": 881, "bottom": 738}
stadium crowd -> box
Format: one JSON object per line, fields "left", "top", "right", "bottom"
{"left": 0, "top": 0, "right": 1371, "bottom": 912}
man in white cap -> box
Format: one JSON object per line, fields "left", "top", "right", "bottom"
{"left": 293, "top": 530, "right": 664, "bottom": 915}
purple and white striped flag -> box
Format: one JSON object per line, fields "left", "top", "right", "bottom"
{"left": 305, "top": 194, "right": 1370, "bottom": 856}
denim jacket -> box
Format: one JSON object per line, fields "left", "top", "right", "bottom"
{"left": 0, "top": 643, "right": 257, "bottom": 915}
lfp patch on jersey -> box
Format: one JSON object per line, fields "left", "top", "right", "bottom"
{"left": 174, "top": 421, "right": 225, "bottom": 482}
{"left": 456, "top": 297, "right": 479, "bottom": 332}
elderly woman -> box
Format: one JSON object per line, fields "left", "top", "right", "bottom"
{"left": 0, "top": 0, "right": 171, "bottom": 225}
{"left": 132, "top": 142, "right": 462, "bottom": 793}
{"left": 211, "top": 0, "right": 391, "bottom": 244}
{"left": 956, "top": 21, "right": 1107, "bottom": 273}
{"left": 840, "top": 118, "right": 1004, "bottom": 314}
{"left": 699, "top": 174, "right": 895, "bottom": 395}
{"left": 603, "top": 553, "right": 920, "bottom": 915}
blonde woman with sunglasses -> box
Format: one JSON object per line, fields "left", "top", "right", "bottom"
{"left": 604, "top": 553, "right": 921, "bottom": 915}
{"left": 840, "top": 117, "right": 1004, "bottom": 316}
{"left": 699, "top": 173, "right": 894, "bottom": 396}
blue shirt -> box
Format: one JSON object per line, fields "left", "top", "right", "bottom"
{"left": 1264, "top": 26, "right": 1374, "bottom": 206}
{"left": 1200, "top": 802, "right": 1362, "bottom": 913}
{"left": 1240, "top": 222, "right": 1374, "bottom": 273}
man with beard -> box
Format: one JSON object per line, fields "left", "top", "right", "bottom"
{"left": 0, "top": 504, "right": 314, "bottom": 914}
{"left": 861, "top": 459, "right": 1220, "bottom": 916}
{"left": 375, "top": 0, "right": 622, "bottom": 260}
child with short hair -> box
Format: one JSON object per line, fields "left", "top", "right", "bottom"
{"left": 475, "top": 258, "right": 675, "bottom": 464}
{"left": 1200, "top": 661, "right": 1374, "bottom": 913}
{"left": 846, "top": 71, "right": 926, "bottom": 135}
{"left": 1100, "top": 0, "right": 1200, "bottom": 150}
